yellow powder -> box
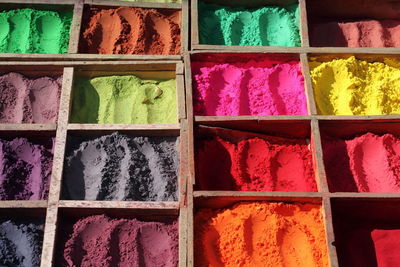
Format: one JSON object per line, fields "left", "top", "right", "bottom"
{"left": 310, "top": 56, "right": 400, "bottom": 115}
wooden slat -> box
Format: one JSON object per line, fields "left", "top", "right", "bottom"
{"left": 299, "top": 0, "right": 310, "bottom": 47}
{"left": 311, "top": 119, "right": 330, "bottom": 193}
{"left": 0, "top": 124, "right": 57, "bottom": 131}
{"left": 0, "top": 201, "right": 48, "bottom": 208}
{"left": 301, "top": 53, "right": 317, "bottom": 115}
{"left": 67, "top": 123, "right": 181, "bottom": 131}
{"left": 323, "top": 197, "right": 339, "bottom": 267}
{"left": 68, "top": 0, "right": 84, "bottom": 54}
{"left": 85, "top": 0, "right": 182, "bottom": 9}
{"left": 58, "top": 200, "right": 179, "bottom": 209}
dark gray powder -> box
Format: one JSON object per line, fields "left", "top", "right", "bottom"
{"left": 0, "top": 219, "right": 44, "bottom": 267}
{"left": 62, "top": 132, "right": 179, "bottom": 201}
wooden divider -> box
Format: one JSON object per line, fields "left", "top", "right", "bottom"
{"left": 184, "top": 50, "right": 400, "bottom": 267}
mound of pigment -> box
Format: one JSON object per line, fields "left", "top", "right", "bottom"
{"left": 196, "top": 133, "right": 316, "bottom": 191}
{"left": 61, "top": 215, "right": 178, "bottom": 267}
{"left": 310, "top": 56, "right": 400, "bottom": 115}
{"left": 63, "top": 132, "right": 179, "bottom": 201}
{"left": 323, "top": 132, "right": 400, "bottom": 193}
{"left": 0, "top": 72, "right": 62, "bottom": 123}
{"left": 70, "top": 75, "right": 177, "bottom": 124}
{"left": 0, "top": 219, "right": 44, "bottom": 267}
{"left": 310, "top": 20, "right": 400, "bottom": 47}
{"left": 79, "top": 6, "right": 181, "bottom": 55}
{"left": 0, "top": 137, "right": 53, "bottom": 200}
{"left": 0, "top": 8, "right": 72, "bottom": 54}
{"left": 198, "top": 2, "right": 300, "bottom": 46}
{"left": 192, "top": 58, "right": 307, "bottom": 116}
{"left": 195, "top": 201, "right": 328, "bottom": 266}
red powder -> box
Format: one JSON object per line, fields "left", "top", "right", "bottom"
{"left": 372, "top": 229, "right": 400, "bottom": 267}
{"left": 323, "top": 132, "right": 400, "bottom": 192}
{"left": 196, "top": 135, "right": 317, "bottom": 192}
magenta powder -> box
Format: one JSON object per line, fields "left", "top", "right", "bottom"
{"left": 192, "top": 57, "right": 307, "bottom": 116}
{"left": 0, "top": 137, "right": 54, "bottom": 200}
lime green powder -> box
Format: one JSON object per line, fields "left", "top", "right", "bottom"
{"left": 71, "top": 75, "right": 178, "bottom": 124}
{"left": 0, "top": 8, "right": 72, "bottom": 54}
{"left": 199, "top": 2, "right": 300, "bottom": 46}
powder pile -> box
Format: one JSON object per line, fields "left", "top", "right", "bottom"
{"left": 70, "top": 75, "right": 177, "bottom": 124}
{"left": 63, "top": 132, "right": 179, "bottom": 201}
{"left": 0, "top": 8, "right": 72, "bottom": 53}
{"left": 0, "top": 72, "right": 62, "bottom": 123}
{"left": 0, "top": 137, "right": 53, "bottom": 200}
{"left": 323, "top": 132, "right": 400, "bottom": 193}
{"left": 310, "top": 56, "right": 400, "bottom": 115}
{"left": 61, "top": 214, "right": 178, "bottom": 267}
{"left": 79, "top": 6, "right": 181, "bottom": 55}
{"left": 198, "top": 2, "right": 300, "bottom": 46}
{"left": 192, "top": 58, "right": 307, "bottom": 116}
{"left": 311, "top": 20, "right": 400, "bottom": 47}
{"left": 0, "top": 219, "right": 44, "bottom": 267}
{"left": 195, "top": 201, "right": 329, "bottom": 266}
{"left": 196, "top": 134, "right": 316, "bottom": 191}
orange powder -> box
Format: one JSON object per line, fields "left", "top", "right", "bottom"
{"left": 195, "top": 202, "right": 329, "bottom": 267}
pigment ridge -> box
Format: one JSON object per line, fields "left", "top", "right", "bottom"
{"left": 70, "top": 75, "right": 177, "bottom": 124}
{"left": 192, "top": 58, "right": 307, "bottom": 116}
{"left": 63, "top": 132, "right": 179, "bottom": 201}
{"left": 61, "top": 215, "right": 178, "bottom": 267}
{"left": 0, "top": 137, "right": 53, "bottom": 200}
{"left": 198, "top": 2, "right": 300, "bottom": 46}
{"left": 195, "top": 201, "right": 329, "bottom": 266}
{"left": 0, "top": 8, "right": 72, "bottom": 54}
{"left": 0, "top": 72, "right": 62, "bottom": 123}
{"left": 80, "top": 6, "right": 181, "bottom": 55}
{"left": 310, "top": 56, "right": 400, "bottom": 115}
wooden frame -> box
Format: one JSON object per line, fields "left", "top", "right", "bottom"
{"left": 0, "top": 61, "right": 187, "bottom": 267}
{"left": 0, "top": 0, "right": 187, "bottom": 60}
{"left": 184, "top": 51, "right": 400, "bottom": 267}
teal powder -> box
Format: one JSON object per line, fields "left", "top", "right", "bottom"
{"left": 0, "top": 8, "right": 72, "bottom": 54}
{"left": 198, "top": 2, "right": 301, "bottom": 47}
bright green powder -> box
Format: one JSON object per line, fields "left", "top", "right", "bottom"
{"left": 0, "top": 8, "right": 72, "bottom": 54}
{"left": 198, "top": 2, "right": 300, "bottom": 46}
{"left": 70, "top": 75, "right": 178, "bottom": 124}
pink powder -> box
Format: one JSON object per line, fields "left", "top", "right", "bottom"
{"left": 323, "top": 132, "right": 400, "bottom": 192}
{"left": 192, "top": 55, "right": 307, "bottom": 116}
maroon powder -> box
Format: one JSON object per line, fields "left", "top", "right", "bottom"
{"left": 61, "top": 215, "right": 178, "bottom": 267}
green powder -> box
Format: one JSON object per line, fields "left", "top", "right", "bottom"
{"left": 198, "top": 2, "right": 300, "bottom": 46}
{"left": 70, "top": 75, "right": 178, "bottom": 124}
{"left": 0, "top": 8, "right": 72, "bottom": 54}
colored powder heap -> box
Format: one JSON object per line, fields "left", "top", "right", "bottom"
{"left": 63, "top": 132, "right": 179, "bottom": 201}
{"left": 311, "top": 20, "right": 400, "bottom": 47}
{"left": 0, "top": 219, "right": 44, "bottom": 267}
{"left": 192, "top": 59, "right": 307, "bottom": 116}
{"left": 70, "top": 75, "right": 177, "bottom": 124}
{"left": 323, "top": 132, "right": 400, "bottom": 193}
{"left": 0, "top": 137, "right": 53, "bottom": 200}
{"left": 0, "top": 8, "right": 72, "bottom": 54}
{"left": 196, "top": 135, "right": 316, "bottom": 192}
{"left": 0, "top": 72, "right": 62, "bottom": 123}
{"left": 79, "top": 6, "right": 181, "bottom": 55}
{"left": 372, "top": 229, "right": 400, "bottom": 267}
{"left": 310, "top": 56, "right": 400, "bottom": 115}
{"left": 61, "top": 215, "right": 178, "bottom": 267}
{"left": 198, "top": 2, "right": 300, "bottom": 46}
{"left": 195, "top": 202, "right": 329, "bottom": 266}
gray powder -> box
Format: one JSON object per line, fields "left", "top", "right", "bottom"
{"left": 0, "top": 219, "right": 44, "bottom": 267}
{"left": 62, "top": 132, "right": 179, "bottom": 201}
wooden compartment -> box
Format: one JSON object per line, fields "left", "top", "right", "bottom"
{"left": 188, "top": 195, "right": 335, "bottom": 266}
{"left": 331, "top": 198, "right": 400, "bottom": 267}
{"left": 51, "top": 206, "right": 185, "bottom": 266}
{"left": 0, "top": 0, "right": 187, "bottom": 60}
{"left": 67, "top": 61, "right": 186, "bottom": 125}
{"left": 185, "top": 52, "right": 317, "bottom": 119}
{"left": 191, "top": 0, "right": 308, "bottom": 51}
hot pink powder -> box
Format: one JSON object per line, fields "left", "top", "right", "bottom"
{"left": 192, "top": 56, "right": 307, "bottom": 116}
